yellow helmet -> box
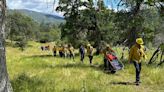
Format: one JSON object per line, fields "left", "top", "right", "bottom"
{"left": 136, "top": 38, "right": 144, "bottom": 45}
{"left": 87, "top": 44, "right": 91, "bottom": 47}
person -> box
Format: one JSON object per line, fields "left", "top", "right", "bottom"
{"left": 63, "top": 44, "right": 68, "bottom": 58}
{"left": 59, "top": 45, "right": 64, "bottom": 57}
{"left": 45, "top": 45, "right": 50, "bottom": 50}
{"left": 87, "top": 44, "right": 94, "bottom": 65}
{"left": 65, "top": 46, "right": 70, "bottom": 58}
{"left": 129, "top": 38, "right": 147, "bottom": 86}
{"left": 68, "top": 44, "right": 75, "bottom": 60}
{"left": 121, "top": 47, "right": 126, "bottom": 59}
{"left": 103, "top": 44, "right": 115, "bottom": 71}
{"left": 41, "top": 46, "right": 44, "bottom": 51}
{"left": 52, "top": 45, "right": 57, "bottom": 57}
{"left": 79, "top": 45, "right": 85, "bottom": 63}
{"left": 96, "top": 46, "right": 101, "bottom": 55}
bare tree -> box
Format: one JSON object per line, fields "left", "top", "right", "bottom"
{"left": 0, "top": 0, "right": 13, "bottom": 91}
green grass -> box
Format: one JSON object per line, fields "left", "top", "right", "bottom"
{"left": 6, "top": 42, "right": 164, "bottom": 92}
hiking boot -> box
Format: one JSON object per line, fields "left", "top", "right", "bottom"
{"left": 104, "top": 68, "right": 108, "bottom": 71}
{"left": 136, "top": 82, "right": 139, "bottom": 86}
{"left": 111, "top": 70, "right": 116, "bottom": 74}
{"left": 135, "top": 81, "right": 141, "bottom": 86}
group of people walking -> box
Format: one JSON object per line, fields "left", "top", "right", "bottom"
{"left": 53, "top": 44, "right": 75, "bottom": 60}
{"left": 51, "top": 43, "right": 94, "bottom": 64}
{"left": 41, "top": 38, "right": 147, "bottom": 86}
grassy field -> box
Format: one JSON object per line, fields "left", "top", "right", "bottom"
{"left": 6, "top": 42, "right": 164, "bottom": 92}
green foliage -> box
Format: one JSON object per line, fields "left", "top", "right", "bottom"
{"left": 15, "top": 36, "right": 27, "bottom": 51}
{"left": 38, "top": 22, "right": 61, "bottom": 42}
{"left": 56, "top": 0, "right": 119, "bottom": 47}
{"left": 6, "top": 11, "right": 39, "bottom": 50}
{"left": 56, "top": 0, "right": 85, "bottom": 46}
{"left": 56, "top": 0, "right": 163, "bottom": 47}
{"left": 143, "top": 0, "right": 164, "bottom": 17}
{"left": 6, "top": 11, "right": 62, "bottom": 48}
{"left": 6, "top": 11, "right": 39, "bottom": 40}
{"left": 160, "top": 43, "right": 164, "bottom": 51}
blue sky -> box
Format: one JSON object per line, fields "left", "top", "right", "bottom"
{"left": 7, "top": 0, "right": 121, "bottom": 16}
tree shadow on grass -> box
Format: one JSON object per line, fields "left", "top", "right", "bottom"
{"left": 24, "top": 54, "right": 72, "bottom": 59}
{"left": 53, "top": 62, "right": 103, "bottom": 71}
{"left": 11, "top": 73, "right": 44, "bottom": 92}
{"left": 54, "top": 63, "right": 115, "bottom": 74}
{"left": 27, "top": 55, "right": 55, "bottom": 58}
{"left": 26, "top": 54, "right": 81, "bottom": 58}
{"left": 55, "top": 63, "right": 91, "bottom": 69}
{"left": 111, "top": 81, "right": 136, "bottom": 86}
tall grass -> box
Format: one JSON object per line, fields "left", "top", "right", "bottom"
{"left": 6, "top": 42, "right": 164, "bottom": 92}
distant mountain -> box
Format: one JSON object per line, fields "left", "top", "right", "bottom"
{"left": 8, "top": 9, "right": 65, "bottom": 24}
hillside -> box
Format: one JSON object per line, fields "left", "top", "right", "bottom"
{"left": 8, "top": 9, "right": 65, "bottom": 24}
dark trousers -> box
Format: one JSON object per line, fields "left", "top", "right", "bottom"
{"left": 70, "top": 53, "right": 75, "bottom": 60}
{"left": 59, "top": 52, "right": 63, "bottom": 57}
{"left": 104, "top": 58, "right": 109, "bottom": 69}
{"left": 104, "top": 58, "right": 114, "bottom": 70}
{"left": 88, "top": 55, "right": 93, "bottom": 64}
{"left": 80, "top": 53, "right": 85, "bottom": 62}
{"left": 133, "top": 61, "right": 142, "bottom": 82}
{"left": 53, "top": 51, "right": 56, "bottom": 56}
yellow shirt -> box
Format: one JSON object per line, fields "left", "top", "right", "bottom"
{"left": 58, "top": 47, "right": 64, "bottom": 52}
{"left": 129, "top": 44, "right": 146, "bottom": 63}
{"left": 69, "top": 47, "right": 74, "bottom": 54}
{"left": 53, "top": 47, "right": 57, "bottom": 51}
{"left": 87, "top": 46, "right": 94, "bottom": 56}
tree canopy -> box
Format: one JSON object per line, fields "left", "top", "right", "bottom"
{"left": 55, "top": 0, "right": 164, "bottom": 47}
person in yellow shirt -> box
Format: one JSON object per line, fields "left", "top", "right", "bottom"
{"left": 58, "top": 45, "right": 64, "bottom": 57}
{"left": 129, "top": 38, "right": 146, "bottom": 86}
{"left": 68, "top": 44, "right": 75, "bottom": 60}
{"left": 63, "top": 44, "right": 68, "bottom": 58}
{"left": 52, "top": 45, "right": 57, "bottom": 57}
{"left": 87, "top": 44, "right": 94, "bottom": 65}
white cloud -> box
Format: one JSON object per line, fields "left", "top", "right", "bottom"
{"left": 7, "top": 0, "right": 24, "bottom": 9}
{"left": 7, "top": 0, "right": 62, "bottom": 16}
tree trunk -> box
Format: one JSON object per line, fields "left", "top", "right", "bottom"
{"left": 158, "top": 50, "right": 164, "bottom": 66}
{"left": 128, "top": 27, "right": 138, "bottom": 48}
{"left": 127, "top": 0, "right": 144, "bottom": 47}
{"left": 148, "top": 47, "right": 160, "bottom": 64}
{"left": 0, "top": 0, "right": 13, "bottom": 92}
